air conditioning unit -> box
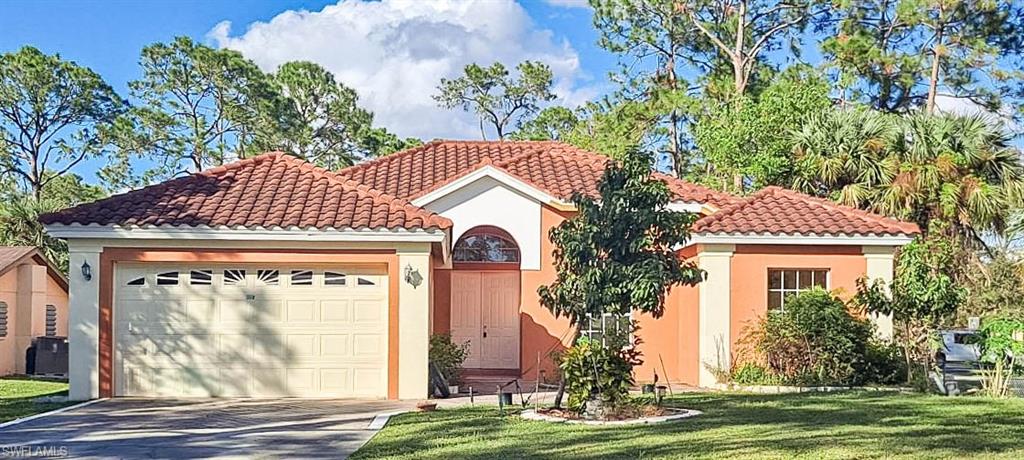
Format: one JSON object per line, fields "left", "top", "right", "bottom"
{"left": 26, "top": 336, "right": 68, "bottom": 376}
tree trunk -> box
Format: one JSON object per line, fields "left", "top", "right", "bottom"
{"left": 925, "top": 9, "right": 945, "bottom": 115}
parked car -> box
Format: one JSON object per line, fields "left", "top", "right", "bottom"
{"left": 936, "top": 329, "right": 981, "bottom": 366}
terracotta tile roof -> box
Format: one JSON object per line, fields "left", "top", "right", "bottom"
{"left": 40, "top": 153, "right": 452, "bottom": 231}
{"left": 335, "top": 140, "right": 738, "bottom": 208}
{"left": 692, "top": 186, "right": 920, "bottom": 237}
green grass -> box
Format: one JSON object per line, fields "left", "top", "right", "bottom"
{"left": 354, "top": 391, "right": 1024, "bottom": 459}
{"left": 0, "top": 377, "right": 70, "bottom": 422}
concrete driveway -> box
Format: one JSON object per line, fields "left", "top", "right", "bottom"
{"left": 0, "top": 398, "right": 415, "bottom": 459}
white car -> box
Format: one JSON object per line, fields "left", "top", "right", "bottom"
{"left": 936, "top": 329, "right": 981, "bottom": 365}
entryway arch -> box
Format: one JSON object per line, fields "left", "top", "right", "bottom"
{"left": 450, "top": 225, "right": 521, "bottom": 370}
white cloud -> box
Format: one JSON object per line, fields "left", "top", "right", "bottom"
{"left": 935, "top": 94, "right": 1019, "bottom": 133}
{"left": 207, "top": 0, "right": 594, "bottom": 140}
{"left": 544, "top": 0, "right": 592, "bottom": 8}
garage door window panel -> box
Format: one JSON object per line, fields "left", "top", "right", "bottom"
{"left": 189, "top": 270, "right": 213, "bottom": 286}
{"left": 224, "top": 269, "right": 247, "bottom": 286}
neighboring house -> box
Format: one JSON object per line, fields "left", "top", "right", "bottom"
{"left": 41, "top": 141, "right": 918, "bottom": 401}
{"left": 0, "top": 247, "right": 69, "bottom": 376}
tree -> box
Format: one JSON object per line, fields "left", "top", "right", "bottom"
{"left": 361, "top": 128, "right": 422, "bottom": 157}
{"left": 960, "top": 251, "right": 1024, "bottom": 322}
{"left": 538, "top": 148, "right": 705, "bottom": 407}
{"left": 792, "top": 110, "right": 1024, "bottom": 247}
{"left": 0, "top": 46, "right": 124, "bottom": 198}
{"left": 272, "top": 61, "right": 374, "bottom": 169}
{"left": 511, "top": 106, "right": 580, "bottom": 141}
{"left": 678, "top": 0, "right": 827, "bottom": 99}
{"left": 692, "top": 66, "right": 831, "bottom": 191}
{"left": 823, "top": 0, "right": 1024, "bottom": 114}
{"left": 855, "top": 234, "right": 964, "bottom": 383}
{"left": 105, "top": 37, "right": 284, "bottom": 184}
{"left": 434, "top": 61, "right": 555, "bottom": 140}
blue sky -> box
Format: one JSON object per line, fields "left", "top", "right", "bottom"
{"left": 0, "top": 0, "right": 614, "bottom": 183}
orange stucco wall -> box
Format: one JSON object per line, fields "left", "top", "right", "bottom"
{"left": 518, "top": 206, "right": 575, "bottom": 381}
{"left": 432, "top": 214, "right": 878, "bottom": 388}
{"left": 730, "top": 245, "right": 867, "bottom": 357}
{"left": 0, "top": 262, "right": 68, "bottom": 376}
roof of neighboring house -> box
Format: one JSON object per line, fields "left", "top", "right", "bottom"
{"left": 692, "top": 186, "right": 920, "bottom": 237}
{"left": 335, "top": 140, "right": 738, "bottom": 208}
{"left": 39, "top": 152, "right": 452, "bottom": 231}
{"left": 0, "top": 246, "right": 68, "bottom": 292}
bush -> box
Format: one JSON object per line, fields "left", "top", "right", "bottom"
{"left": 560, "top": 333, "right": 638, "bottom": 413}
{"left": 744, "top": 288, "right": 874, "bottom": 386}
{"left": 976, "top": 318, "right": 1024, "bottom": 397}
{"left": 429, "top": 333, "right": 469, "bottom": 386}
{"left": 859, "top": 340, "right": 907, "bottom": 385}
{"left": 731, "top": 363, "right": 782, "bottom": 385}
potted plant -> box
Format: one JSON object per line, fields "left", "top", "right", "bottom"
{"left": 429, "top": 333, "right": 470, "bottom": 395}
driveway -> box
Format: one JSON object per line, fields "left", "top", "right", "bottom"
{"left": 0, "top": 398, "right": 415, "bottom": 459}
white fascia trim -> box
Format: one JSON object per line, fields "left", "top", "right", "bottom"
{"left": 44, "top": 224, "right": 448, "bottom": 243}
{"left": 691, "top": 233, "right": 915, "bottom": 246}
{"left": 667, "top": 202, "right": 705, "bottom": 213}
{"left": 411, "top": 165, "right": 573, "bottom": 209}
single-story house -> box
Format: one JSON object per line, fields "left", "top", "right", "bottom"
{"left": 0, "top": 246, "right": 69, "bottom": 375}
{"left": 41, "top": 141, "right": 918, "bottom": 401}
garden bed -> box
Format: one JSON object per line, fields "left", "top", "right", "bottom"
{"left": 710, "top": 383, "right": 912, "bottom": 394}
{"left": 522, "top": 407, "right": 701, "bottom": 426}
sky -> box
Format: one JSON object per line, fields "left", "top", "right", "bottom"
{"left": 0, "top": 0, "right": 1006, "bottom": 185}
{"left": 0, "top": 0, "right": 615, "bottom": 183}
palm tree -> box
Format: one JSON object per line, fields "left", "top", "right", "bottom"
{"left": 793, "top": 110, "right": 1024, "bottom": 249}
{"left": 0, "top": 196, "right": 68, "bottom": 271}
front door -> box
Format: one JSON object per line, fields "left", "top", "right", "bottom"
{"left": 450, "top": 271, "right": 520, "bottom": 369}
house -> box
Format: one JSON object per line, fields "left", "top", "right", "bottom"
{"left": 41, "top": 141, "right": 918, "bottom": 401}
{"left": 0, "top": 247, "right": 69, "bottom": 376}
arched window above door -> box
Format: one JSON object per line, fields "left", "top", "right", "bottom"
{"left": 453, "top": 226, "right": 521, "bottom": 263}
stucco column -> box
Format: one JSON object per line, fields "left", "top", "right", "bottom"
{"left": 14, "top": 265, "right": 46, "bottom": 374}
{"left": 863, "top": 246, "right": 896, "bottom": 340}
{"left": 67, "top": 242, "right": 101, "bottom": 400}
{"left": 397, "top": 244, "right": 432, "bottom": 399}
{"left": 697, "top": 244, "right": 734, "bottom": 387}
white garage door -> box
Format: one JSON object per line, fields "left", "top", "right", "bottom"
{"left": 114, "top": 264, "right": 388, "bottom": 398}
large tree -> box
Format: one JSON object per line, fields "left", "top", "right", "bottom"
{"left": 823, "top": 0, "right": 1024, "bottom": 114}
{"left": 692, "top": 65, "right": 831, "bottom": 191}
{"left": 105, "top": 37, "right": 284, "bottom": 185}
{"left": 272, "top": 61, "right": 377, "bottom": 169}
{"left": 434, "top": 61, "right": 555, "bottom": 140}
{"left": 0, "top": 46, "right": 124, "bottom": 198}
{"left": 538, "top": 148, "right": 705, "bottom": 407}
{"left": 793, "top": 110, "right": 1024, "bottom": 247}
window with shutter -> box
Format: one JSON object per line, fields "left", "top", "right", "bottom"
{"left": 45, "top": 305, "right": 57, "bottom": 336}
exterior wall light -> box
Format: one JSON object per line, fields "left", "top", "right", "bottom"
{"left": 81, "top": 260, "right": 92, "bottom": 281}
{"left": 404, "top": 264, "right": 422, "bottom": 288}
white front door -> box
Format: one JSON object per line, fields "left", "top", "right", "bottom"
{"left": 114, "top": 264, "right": 388, "bottom": 398}
{"left": 450, "top": 271, "right": 520, "bottom": 369}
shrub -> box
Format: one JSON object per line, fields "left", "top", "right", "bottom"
{"left": 859, "top": 340, "right": 907, "bottom": 385}
{"left": 429, "top": 333, "right": 469, "bottom": 386}
{"left": 731, "top": 363, "right": 782, "bottom": 385}
{"left": 976, "top": 318, "right": 1024, "bottom": 397}
{"left": 745, "top": 288, "right": 874, "bottom": 386}
{"left": 560, "top": 330, "right": 639, "bottom": 414}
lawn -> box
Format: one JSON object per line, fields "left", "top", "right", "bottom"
{"left": 354, "top": 391, "right": 1024, "bottom": 459}
{"left": 0, "top": 377, "right": 70, "bottom": 423}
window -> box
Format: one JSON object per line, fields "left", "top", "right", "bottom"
{"left": 257, "top": 270, "right": 279, "bottom": 286}
{"left": 224, "top": 269, "right": 246, "bottom": 286}
{"left": 45, "top": 305, "right": 57, "bottom": 336}
{"left": 126, "top": 276, "right": 146, "bottom": 286}
{"left": 0, "top": 302, "right": 7, "bottom": 337}
{"left": 156, "top": 271, "right": 179, "bottom": 286}
{"left": 768, "top": 269, "right": 828, "bottom": 310}
{"left": 324, "top": 271, "right": 346, "bottom": 286}
{"left": 190, "top": 270, "right": 213, "bottom": 285}
{"left": 580, "top": 313, "right": 631, "bottom": 346}
{"left": 291, "top": 270, "right": 313, "bottom": 286}
{"left": 356, "top": 277, "right": 376, "bottom": 286}
{"left": 453, "top": 227, "right": 520, "bottom": 263}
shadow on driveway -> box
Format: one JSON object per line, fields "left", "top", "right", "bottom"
{"left": 0, "top": 398, "right": 414, "bottom": 459}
